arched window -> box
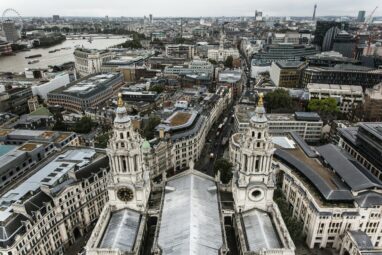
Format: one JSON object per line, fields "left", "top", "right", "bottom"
{"left": 257, "top": 132, "right": 261, "bottom": 139}
{"left": 120, "top": 133, "right": 124, "bottom": 139}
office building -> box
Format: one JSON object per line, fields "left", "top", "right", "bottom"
{"left": 313, "top": 21, "right": 349, "bottom": 49}
{"left": 332, "top": 31, "right": 356, "bottom": 58}
{"left": 0, "top": 129, "right": 79, "bottom": 189}
{"left": 272, "top": 133, "right": 382, "bottom": 251}
{"left": 31, "top": 72, "right": 71, "bottom": 100}
{"left": 234, "top": 104, "right": 323, "bottom": 142}
{"left": 156, "top": 110, "right": 208, "bottom": 170}
{"left": 252, "top": 43, "right": 317, "bottom": 66}
{"left": 164, "top": 59, "right": 214, "bottom": 76}
{"left": 0, "top": 87, "right": 33, "bottom": 115}
{"left": 270, "top": 61, "right": 307, "bottom": 88}
{"left": 322, "top": 26, "right": 340, "bottom": 52}
{"left": 165, "top": 44, "right": 194, "bottom": 59}
{"left": 0, "top": 148, "right": 109, "bottom": 255}
{"left": 364, "top": 83, "right": 382, "bottom": 121}
{"left": 2, "top": 20, "right": 20, "bottom": 43}
{"left": 301, "top": 65, "right": 382, "bottom": 89}
{"left": 52, "top": 15, "right": 60, "bottom": 22}
{"left": 0, "top": 40, "right": 12, "bottom": 56}
{"left": 307, "top": 83, "right": 364, "bottom": 113}
{"left": 47, "top": 73, "right": 124, "bottom": 113}
{"left": 120, "top": 90, "right": 160, "bottom": 103}
{"left": 338, "top": 122, "right": 382, "bottom": 179}
{"left": 357, "top": 11, "right": 366, "bottom": 22}
{"left": 303, "top": 51, "right": 359, "bottom": 67}
{"left": 74, "top": 48, "right": 115, "bottom": 77}
{"left": 218, "top": 70, "right": 244, "bottom": 98}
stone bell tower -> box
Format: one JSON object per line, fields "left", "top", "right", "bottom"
{"left": 232, "top": 94, "right": 275, "bottom": 212}
{"left": 106, "top": 93, "right": 151, "bottom": 212}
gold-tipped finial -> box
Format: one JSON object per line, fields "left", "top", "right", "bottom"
{"left": 257, "top": 93, "right": 264, "bottom": 107}
{"left": 117, "top": 93, "right": 124, "bottom": 107}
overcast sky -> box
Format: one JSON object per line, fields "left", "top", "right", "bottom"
{"left": 1, "top": 0, "right": 381, "bottom": 18}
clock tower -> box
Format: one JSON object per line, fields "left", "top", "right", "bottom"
{"left": 232, "top": 94, "right": 275, "bottom": 212}
{"left": 106, "top": 94, "right": 151, "bottom": 212}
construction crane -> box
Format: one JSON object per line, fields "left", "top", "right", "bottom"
{"left": 360, "top": 6, "right": 378, "bottom": 32}
{"left": 353, "top": 6, "right": 378, "bottom": 59}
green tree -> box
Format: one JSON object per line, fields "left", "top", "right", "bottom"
{"left": 214, "top": 158, "right": 233, "bottom": 184}
{"left": 74, "top": 116, "right": 93, "bottom": 134}
{"left": 264, "top": 89, "right": 293, "bottom": 112}
{"left": 121, "top": 39, "right": 142, "bottom": 49}
{"left": 52, "top": 110, "right": 67, "bottom": 131}
{"left": 307, "top": 98, "right": 339, "bottom": 114}
{"left": 274, "top": 188, "right": 305, "bottom": 243}
{"left": 174, "top": 37, "right": 186, "bottom": 44}
{"left": 94, "top": 132, "right": 111, "bottom": 148}
{"left": 142, "top": 116, "right": 161, "bottom": 140}
{"left": 208, "top": 59, "right": 217, "bottom": 65}
{"left": 224, "top": 55, "right": 234, "bottom": 68}
{"left": 149, "top": 85, "right": 165, "bottom": 94}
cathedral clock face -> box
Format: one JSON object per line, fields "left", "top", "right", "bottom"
{"left": 117, "top": 187, "right": 134, "bottom": 202}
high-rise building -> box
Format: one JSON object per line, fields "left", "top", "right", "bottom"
{"left": 52, "top": 15, "right": 60, "bottom": 22}
{"left": 322, "top": 26, "right": 340, "bottom": 51}
{"left": 357, "top": 10, "right": 366, "bottom": 22}
{"left": 313, "top": 21, "right": 349, "bottom": 49}
{"left": 332, "top": 30, "right": 356, "bottom": 58}
{"left": 301, "top": 65, "right": 382, "bottom": 89}
{"left": 2, "top": 20, "right": 20, "bottom": 43}
{"left": 149, "top": 14, "right": 153, "bottom": 23}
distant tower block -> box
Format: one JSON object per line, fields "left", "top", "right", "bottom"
{"left": 313, "top": 4, "right": 317, "bottom": 21}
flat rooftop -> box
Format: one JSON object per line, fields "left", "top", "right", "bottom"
{"left": 307, "top": 83, "right": 363, "bottom": 93}
{"left": 235, "top": 105, "right": 321, "bottom": 123}
{"left": 50, "top": 73, "right": 120, "bottom": 97}
{"left": 156, "top": 110, "right": 198, "bottom": 133}
{"left": 0, "top": 145, "right": 17, "bottom": 157}
{"left": 275, "top": 61, "right": 304, "bottom": 69}
{"left": 219, "top": 70, "right": 242, "bottom": 83}
{"left": 0, "top": 149, "right": 99, "bottom": 222}
{"left": 169, "top": 112, "right": 192, "bottom": 126}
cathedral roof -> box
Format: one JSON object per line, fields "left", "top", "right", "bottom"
{"left": 98, "top": 209, "right": 141, "bottom": 252}
{"left": 157, "top": 171, "right": 224, "bottom": 255}
{"left": 242, "top": 209, "right": 282, "bottom": 252}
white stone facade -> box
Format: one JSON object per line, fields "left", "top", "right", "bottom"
{"left": 74, "top": 49, "right": 115, "bottom": 77}
{"left": 277, "top": 162, "right": 382, "bottom": 250}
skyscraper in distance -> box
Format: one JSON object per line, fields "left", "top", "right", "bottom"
{"left": 357, "top": 10, "right": 366, "bottom": 22}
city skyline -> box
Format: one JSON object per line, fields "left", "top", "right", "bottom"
{"left": 1, "top": 0, "right": 381, "bottom": 18}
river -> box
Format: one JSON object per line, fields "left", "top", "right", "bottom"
{"left": 0, "top": 36, "right": 127, "bottom": 73}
